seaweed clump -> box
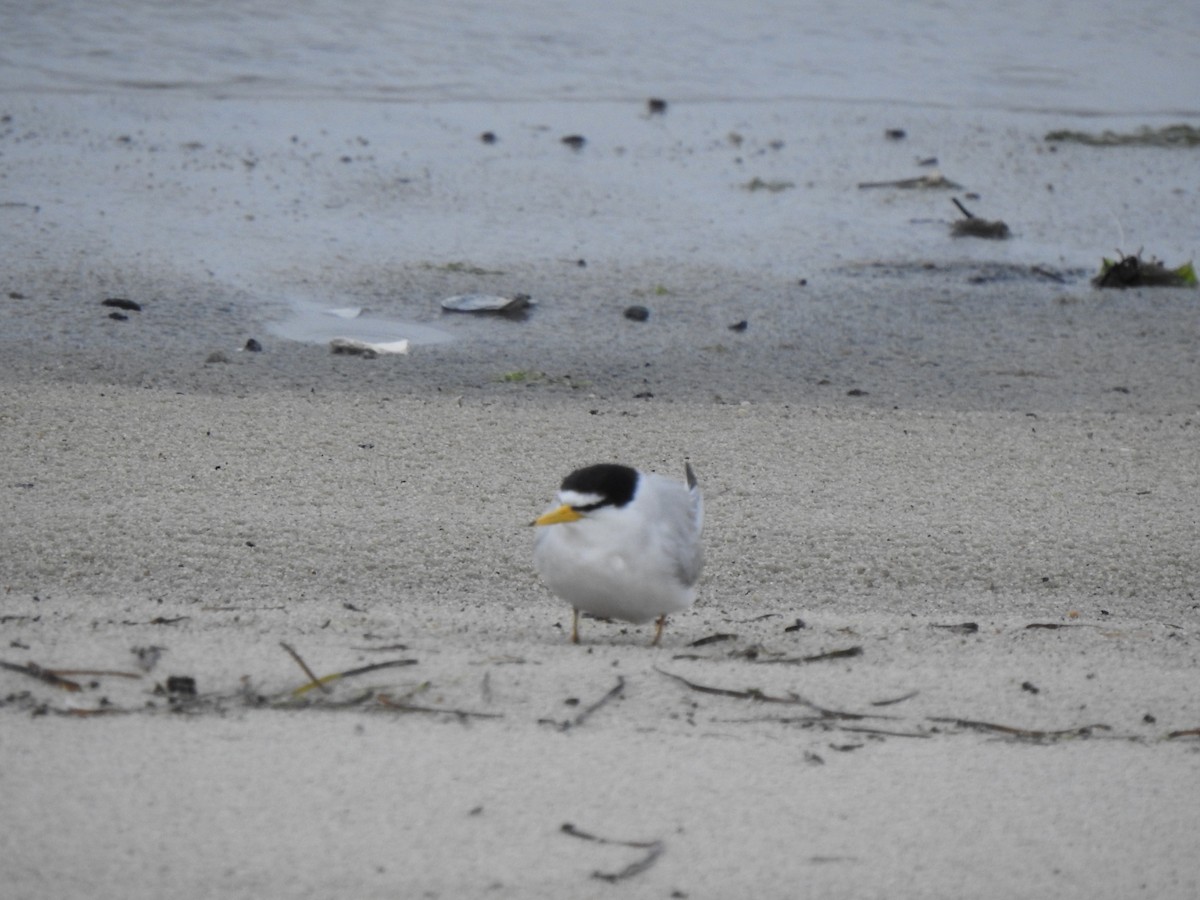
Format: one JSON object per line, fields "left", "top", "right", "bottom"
{"left": 1092, "top": 252, "right": 1197, "bottom": 289}
{"left": 1045, "top": 124, "right": 1200, "bottom": 147}
{"left": 950, "top": 198, "right": 1010, "bottom": 240}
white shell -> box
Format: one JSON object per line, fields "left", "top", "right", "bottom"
{"left": 329, "top": 337, "right": 410, "bottom": 356}
{"left": 440, "top": 293, "right": 534, "bottom": 313}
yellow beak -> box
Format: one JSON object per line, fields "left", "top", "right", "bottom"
{"left": 532, "top": 504, "right": 583, "bottom": 526}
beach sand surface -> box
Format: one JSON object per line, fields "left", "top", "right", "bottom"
{"left": 3, "top": 3, "right": 1200, "bottom": 896}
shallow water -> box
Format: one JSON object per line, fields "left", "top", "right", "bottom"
{"left": 268, "top": 297, "right": 454, "bottom": 347}
{"left": 3, "top": 0, "right": 1197, "bottom": 114}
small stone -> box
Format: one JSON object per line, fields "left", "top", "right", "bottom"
{"left": 102, "top": 297, "right": 141, "bottom": 311}
{"left": 243, "top": 338, "right": 262, "bottom": 352}
{"left": 647, "top": 97, "right": 668, "bottom": 115}
{"left": 166, "top": 675, "right": 196, "bottom": 696}
{"left": 623, "top": 305, "right": 650, "bottom": 322}
{"left": 561, "top": 134, "right": 586, "bottom": 150}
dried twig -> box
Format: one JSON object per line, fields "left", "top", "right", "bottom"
{"left": 656, "top": 666, "right": 803, "bottom": 704}
{"left": 858, "top": 172, "right": 962, "bottom": 190}
{"left": 655, "top": 667, "right": 870, "bottom": 720}
{"left": 1166, "top": 727, "right": 1200, "bottom": 739}
{"left": 1030, "top": 265, "right": 1068, "bottom": 283}
{"left": 686, "top": 633, "right": 737, "bottom": 647}
{"left": 290, "top": 658, "right": 420, "bottom": 697}
{"left": 931, "top": 622, "right": 978, "bottom": 634}
{"left": 0, "top": 660, "right": 83, "bottom": 692}
{"left": 280, "top": 642, "right": 330, "bottom": 694}
{"left": 560, "top": 823, "right": 665, "bottom": 883}
{"left": 571, "top": 677, "right": 625, "bottom": 728}
{"left": 350, "top": 643, "right": 409, "bottom": 652}
{"left": 929, "top": 717, "right": 1111, "bottom": 741}
{"left": 839, "top": 724, "right": 931, "bottom": 739}
{"left": 750, "top": 645, "right": 863, "bottom": 665}
{"left": 735, "top": 613, "right": 778, "bottom": 623}
{"left": 47, "top": 668, "right": 142, "bottom": 680}
{"left": 273, "top": 689, "right": 378, "bottom": 710}
{"left": 375, "top": 694, "right": 501, "bottom": 720}
{"left": 870, "top": 689, "right": 919, "bottom": 707}
{"left": 336, "top": 659, "right": 419, "bottom": 680}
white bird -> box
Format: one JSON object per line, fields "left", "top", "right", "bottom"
{"left": 532, "top": 462, "right": 704, "bottom": 645}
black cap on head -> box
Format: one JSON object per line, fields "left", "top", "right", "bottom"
{"left": 561, "top": 463, "right": 638, "bottom": 509}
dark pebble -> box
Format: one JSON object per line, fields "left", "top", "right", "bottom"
{"left": 480, "top": 131, "right": 497, "bottom": 144}
{"left": 244, "top": 338, "right": 263, "bottom": 352}
{"left": 102, "top": 297, "right": 141, "bottom": 311}
{"left": 885, "top": 128, "right": 907, "bottom": 140}
{"left": 728, "top": 319, "right": 748, "bottom": 332}
{"left": 623, "top": 305, "right": 650, "bottom": 322}
{"left": 166, "top": 675, "right": 197, "bottom": 696}
{"left": 108, "top": 312, "right": 128, "bottom": 321}
{"left": 561, "top": 134, "right": 586, "bottom": 149}
{"left": 647, "top": 97, "right": 668, "bottom": 115}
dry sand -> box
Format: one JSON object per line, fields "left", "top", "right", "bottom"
{"left": 4, "top": 309, "right": 1199, "bottom": 899}
{"left": 3, "top": 80, "right": 1200, "bottom": 900}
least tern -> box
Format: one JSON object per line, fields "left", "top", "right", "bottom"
{"left": 532, "top": 462, "right": 704, "bottom": 645}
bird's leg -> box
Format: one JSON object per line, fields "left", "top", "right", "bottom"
{"left": 570, "top": 608, "right": 581, "bottom": 644}
{"left": 650, "top": 614, "right": 667, "bottom": 646}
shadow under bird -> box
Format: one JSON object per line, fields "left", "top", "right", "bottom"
{"left": 532, "top": 462, "right": 704, "bottom": 645}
